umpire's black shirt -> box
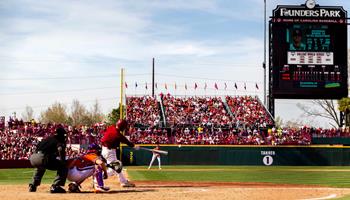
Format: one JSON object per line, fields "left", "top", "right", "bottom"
{"left": 36, "top": 135, "right": 66, "bottom": 161}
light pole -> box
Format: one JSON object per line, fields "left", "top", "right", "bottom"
{"left": 263, "top": 0, "right": 267, "bottom": 106}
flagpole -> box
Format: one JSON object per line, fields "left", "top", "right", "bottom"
{"left": 152, "top": 58, "right": 155, "bottom": 98}
{"left": 194, "top": 83, "right": 197, "bottom": 97}
{"left": 120, "top": 68, "right": 124, "bottom": 119}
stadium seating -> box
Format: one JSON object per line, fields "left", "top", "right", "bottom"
{"left": 2, "top": 95, "right": 349, "bottom": 160}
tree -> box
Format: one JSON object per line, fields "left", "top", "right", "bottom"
{"left": 297, "top": 100, "right": 340, "bottom": 128}
{"left": 338, "top": 97, "right": 350, "bottom": 127}
{"left": 106, "top": 107, "right": 121, "bottom": 126}
{"left": 90, "top": 100, "right": 104, "bottom": 125}
{"left": 22, "top": 106, "right": 34, "bottom": 122}
{"left": 274, "top": 116, "right": 283, "bottom": 128}
{"left": 40, "top": 102, "right": 68, "bottom": 124}
{"left": 70, "top": 99, "right": 88, "bottom": 127}
{"left": 284, "top": 119, "right": 304, "bottom": 128}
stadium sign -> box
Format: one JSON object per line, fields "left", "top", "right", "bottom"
{"left": 277, "top": 8, "right": 343, "bottom": 18}
{"left": 261, "top": 151, "right": 275, "bottom": 166}
{"left": 269, "top": 1, "right": 348, "bottom": 99}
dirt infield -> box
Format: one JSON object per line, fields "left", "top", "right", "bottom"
{"left": 2, "top": 178, "right": 350, "bottom": 200}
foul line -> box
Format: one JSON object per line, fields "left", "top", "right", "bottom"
{"left": 301, "top": 194, "right": 337, "bottom": 200}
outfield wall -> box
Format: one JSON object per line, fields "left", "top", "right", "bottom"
{"left": 122, "top": 145, "right": 350, "bottom": 166}
{"left": 2, "top": 145, "right": 350, "bottom": 168}
{"left": 312, "top": 137, "right": 350, "bottom": 145}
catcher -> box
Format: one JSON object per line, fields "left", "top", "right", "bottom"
{"left": 66, "top": 143, "right": 117, "bottom": 193}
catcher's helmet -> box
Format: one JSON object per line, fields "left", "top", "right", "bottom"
{"left": 116, "top": 119, "right": 128, "bottom": 131}
{"left": 88, "top": 143, "right": 102, "bottom": 154}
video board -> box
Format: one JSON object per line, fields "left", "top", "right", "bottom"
{"left": 270, "top": 4, "right": 348, "bottom": 99}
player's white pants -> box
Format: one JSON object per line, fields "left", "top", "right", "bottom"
{"left": 148, "top": 154, "right": 161, "bottom": 169}
{"left": 101, "top": 146, "right": 128, "bottom": 184}
{"left": 67, "top": 166, "right": 94, "bottom": 184}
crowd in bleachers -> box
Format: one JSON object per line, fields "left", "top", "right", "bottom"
{"left": 311, "top": 127, "right": 350, "bottom": 138}
{"left": 162, "top": 95, "right": 233, "bottom": 128}
{"left": 1, "top": 95, "right": 350, "bottom": 160}
{"left": 226, "top": 96, "right": 274, "bottom": 130}
{"left": 126, "top": 96, "right": 161, "bottom": 128}
{"left": 0, "top": 119, "right": 104, "bottom": 160}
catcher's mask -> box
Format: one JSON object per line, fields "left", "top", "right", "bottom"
{"left": 55, "top": 126, "right": 67, "bottom": 143}
{"left": 87, "top": 143, "right": 102, "bottom": 155}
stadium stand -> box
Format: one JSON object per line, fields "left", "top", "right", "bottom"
{"left": 1, "top": 95, "right": 350, "bottom": 160}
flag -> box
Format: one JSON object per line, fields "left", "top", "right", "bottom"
{"left": 145, "top": 82, "right": 148, "bottom": 90}
{"left": 165, "top": 83, "right": 168, "bottom": 90}
{"left": 185, "top": 83, "right": 187, "bottom": 90}
{"left": 234, "top": 83, "right": 237, "bottom": 89}
{"left": 224, "top": 83, "right": 227, "bottom": 90}
{"left": 194, "top": 83, "right": 198, "bottom": 90}
{"left": 155, "top": 82, "right": 158, "bottom": 89}
{"left": 244, "top": 83, "right": 246, "bottom": 90}
{"left": 214, "top": 83, "right": 218, "bottom": 90}
{"left": 125, "top": 82, "right": 128, "bottom": 88}
{"left": 135, "top": 82, "right": 138, "bottom": 88}
{"left": 204, "top": 82, "right": 207, "bottom": 90}
{"left": 175, "top": 83, "right": 177, "bottom": 90}
{"left": 255, "top": 83, "right": 259, "bottom": 90}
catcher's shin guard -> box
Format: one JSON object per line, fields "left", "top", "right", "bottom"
{"left": 93, "top": 166, "right": 110, "bottom": 193}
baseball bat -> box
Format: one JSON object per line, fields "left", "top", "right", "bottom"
{"left": 139, "top": 147, "right": 168, "bottom": 155}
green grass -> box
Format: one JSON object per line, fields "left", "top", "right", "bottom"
{"left": 127, "top": 165, "right": 350, "bottom": 188}
{"left": 0, "top": 168, "right": 57, "bottom": 185}
{"left": 335, "top": 195, "right": 350, "bottom": 200}
{"left": 2, "top": 166, "right": 350, "bottom": 188}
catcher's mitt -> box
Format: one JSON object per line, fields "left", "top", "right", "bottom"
{"left": 68, "top": 182, "right": 81, "bottom": 193}
{"left": 107, "top": 160, "right": 123, "bottom": 173}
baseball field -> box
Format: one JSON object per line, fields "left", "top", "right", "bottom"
{"left": 1, "top": 166, "right": 350, "bottom": 200}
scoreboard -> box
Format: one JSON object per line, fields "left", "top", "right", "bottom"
{"left": 270, "top": 3, "right": 348, "bottom": 99}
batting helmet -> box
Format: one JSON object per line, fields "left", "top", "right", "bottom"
{"left": 116, "top": 119, "right": 128, "bottom": 131}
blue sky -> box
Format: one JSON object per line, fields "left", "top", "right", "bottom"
{"left": 0, "top": 0, "right": 349, "bottom": 128}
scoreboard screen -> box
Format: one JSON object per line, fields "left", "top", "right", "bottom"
{"left": 270, "top": 4, "right": 348, "bottom": 99}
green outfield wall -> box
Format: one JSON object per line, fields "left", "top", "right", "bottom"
{"left": 121, "top": 145, "right": 350, "bottom": 166}
{"left": 312, "top": 137, "right": 350, "bottom": 145}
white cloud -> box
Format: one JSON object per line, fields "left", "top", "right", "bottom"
{"left": 0, "top": 0, "right": 346, "bottom": 128}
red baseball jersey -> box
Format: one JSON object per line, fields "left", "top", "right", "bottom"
{"left": 101, "top": 125, "right": 134, "bottom": 149}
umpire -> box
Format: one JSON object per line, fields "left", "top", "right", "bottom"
{"left": 28, "top": 126, "right": 68, "bottom": 193}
